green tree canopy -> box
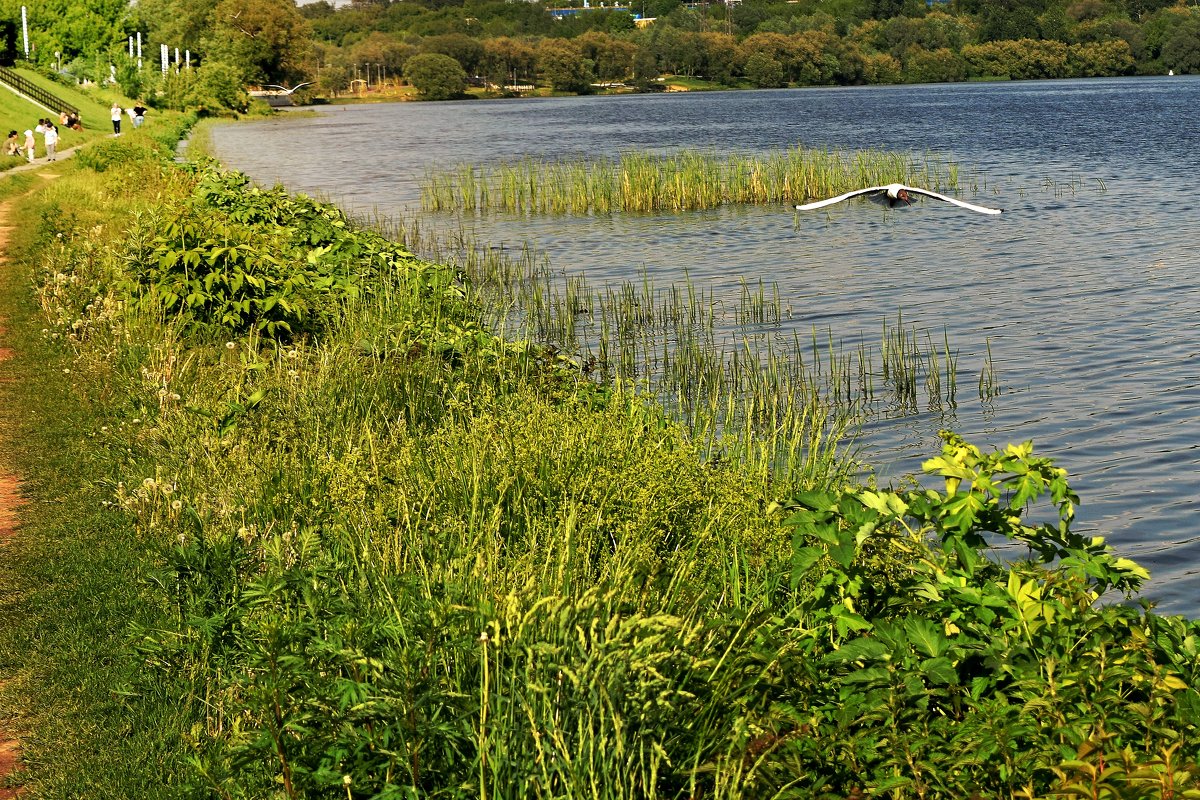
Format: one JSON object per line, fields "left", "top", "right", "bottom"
{"left": 203, "top": 0, "right": 313, "bottom": 85}
{"left": 536, "top": 37, "right": 594, "bottom": 92}
{"left": 743, "top": 51, "right": 785, "bottom": 86}
{"left": 403, "top": 51, "right": 467, "bottom": 98}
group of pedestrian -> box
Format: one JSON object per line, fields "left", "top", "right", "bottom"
{"left": 4, "top": 118, "right": 58, "bottom": 162}
{"left": 2, "top": 100, "right": 149, "bottom": 165}
{"left": 110, "top": 101, "right": 147, "bottom": 135}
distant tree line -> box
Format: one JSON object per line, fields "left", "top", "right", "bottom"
{"left": 292, "top": 0, "right": 1200, "bottom": 97}
{"left": 3, "top": 0, "right": 1199, "bottom": 108}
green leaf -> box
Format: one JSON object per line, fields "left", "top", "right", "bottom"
{"left": 843, "top": 666, "right": 891, "bottom": 685}
{"left": 790, "top": 546, "right": 824, "bottom": 588}
{"left": 828, "top": 542, "right": 855, "bottom": 568}
{"left": 904, "top": 617, "right": 949, "bottom": 658}
{"left": 1177, "top": 688, "right": 1200, "bottom": 723}
{"left": 791, "top": 490, "right": 834, "bottom": 511}
{"left": 920, "top": 656, "right": 958, "bottom": 686}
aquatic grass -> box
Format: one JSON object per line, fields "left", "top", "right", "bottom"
{"left": 390, "top": 219, "right": 993, "bottom": 493}
{"left": 421, "top": 146, "right": 972, "bottom": 215}
{"left": 979, "top": 336, "right": 1001, "bottom": 400}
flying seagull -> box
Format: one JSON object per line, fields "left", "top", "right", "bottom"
{"left": 263, "top": 82, "right": 313, "bottom": 94}
{"left": 795, "top": 183, "right": 1002, "bottom": 215}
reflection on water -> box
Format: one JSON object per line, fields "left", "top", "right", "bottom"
{"left": 210, "top": 77, "right": 1200, "bottom": 615}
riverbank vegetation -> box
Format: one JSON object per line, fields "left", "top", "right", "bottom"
{"left": 1, "top": 127, "right": 1198, "bottom": 798}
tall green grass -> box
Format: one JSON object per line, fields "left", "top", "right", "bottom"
{"left": 422, "top": 147, "right": 967, "bottom": 213}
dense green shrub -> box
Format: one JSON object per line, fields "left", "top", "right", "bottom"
{"left": 123, "top": 168, "right": 449, "bottom": 339}
{"left": 71, "top": 134, "right": 170, "bottom": 173}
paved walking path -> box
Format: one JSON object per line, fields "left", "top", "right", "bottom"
{"left": 2, "top": 142, "right": 80, "bottom": 175}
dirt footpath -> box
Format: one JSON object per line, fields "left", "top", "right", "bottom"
{"left": 0, "top": 199, "right": 26, "bottom": 798}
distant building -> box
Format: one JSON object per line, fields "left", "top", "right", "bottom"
{"left": 548, "top": 2, "right": 645, "bottom": 20}
{"left": 548, "top": 0, "right": 741, "bottom": 19}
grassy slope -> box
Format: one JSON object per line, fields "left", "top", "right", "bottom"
{"left": 0, "top": 68, "right": 128, "bottom": 164}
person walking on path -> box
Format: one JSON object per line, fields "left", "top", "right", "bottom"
{"left": 132, "top": 103, "right": 147, "bottom": 129}
{"left": 110, "top": 102, "right": 122, "bottom": 135}
{"left": 43, "top": 121, "right": 58, "bottom": 161}
{"left": 22, "top": 129, "right": 34, "bottom": 162}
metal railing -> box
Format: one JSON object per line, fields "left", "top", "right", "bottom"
{"left": 0, "top": 66, "right": 78, "bottom": 117}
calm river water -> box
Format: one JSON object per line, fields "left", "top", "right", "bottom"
{"left": 209, "top": 77, "right": 1200, "bottom": 614}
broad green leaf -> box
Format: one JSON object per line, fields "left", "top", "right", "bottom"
{"left": 828, "top": 542, "right": 855, "bottom": 568}
{"left": 790, "top": 547, "right": 824, "bottom": 588}
{"left": 920, "top": 656, "right": 958, "bottom": 686}
{"left": 904, "top": 617, "right": 949, "bottom": 658}
{"left": 843, "top": 666, "right": 890, "bottom": 685}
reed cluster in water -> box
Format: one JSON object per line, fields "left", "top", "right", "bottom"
{"left": 421, "top": 147, "right": 964, "bottom": 214}
{"left": 392, "top": 214, "right": 1002, "bottom": 470}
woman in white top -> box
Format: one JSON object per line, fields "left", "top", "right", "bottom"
{"left": 111, "top": 103, "right": 122, "bottom": 135}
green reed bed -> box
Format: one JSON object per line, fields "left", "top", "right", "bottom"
{"left": 421, "top": 146, "right": 967, "bottom": 214}
{"left": 397, "top": 218, "right": 991, "bottom": 431}
{"left": 8, "top": 140, "right": 1200, "bottom": 800}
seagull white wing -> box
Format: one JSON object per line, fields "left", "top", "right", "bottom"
{"left": 902, "top": 186, "right": 1003, "bottom": 215}
{"left": 263, "top": 84, "right": 286, "bottom": 91}
{"left": 794, "top": 186, "right": 889, "bottom": 211}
